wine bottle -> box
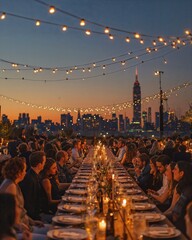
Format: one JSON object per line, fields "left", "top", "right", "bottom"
{"left": 106, "top": 200, "right": 115, "bottom": 237}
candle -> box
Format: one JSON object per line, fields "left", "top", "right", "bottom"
{"left": 112, "top": 174, "right": 115, "bottom": 204}
{"left": 122, "top": 199, "right": 127, "bottom": 208}
{"left": 99, "top": 219, "right": 106, "bottom": 231}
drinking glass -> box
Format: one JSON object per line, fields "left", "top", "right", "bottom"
{"left": 85, "top": 215, "right": 98, "bottom": 240}
{"left": 133, "top": 215, "right": 147, "bottom": 239}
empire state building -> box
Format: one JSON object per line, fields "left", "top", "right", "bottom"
{"left": 132, "top": 68, "right": 141, "bottom": 128}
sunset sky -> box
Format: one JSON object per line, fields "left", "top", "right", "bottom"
{"left": 0, "top": 0, "right": 192, "bottom": 123}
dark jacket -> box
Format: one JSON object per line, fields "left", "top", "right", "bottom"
{"left": 137, "top": 163, "right": 152, "bottom": 191}
{"left": 19, "top": 168, "right": 41, "bottom": 220}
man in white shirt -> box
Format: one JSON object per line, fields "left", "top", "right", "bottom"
{"left": 148, "top": 155, "right": 170, "bottom": 196}
{"left": 71, "top": 139, "right": 83, "bottom": 167}
{"left": 116, "top": 139, "right": 126, "bottom": 162}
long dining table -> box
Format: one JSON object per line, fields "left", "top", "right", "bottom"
{"left": 46, "top": 147, "right": 188, "bottom": 240}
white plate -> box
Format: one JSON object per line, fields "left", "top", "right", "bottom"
{"left": 131, "top": 195, "right": 148, "bottom": 201}
{"left": 132, "top": 213, "right": 166, "bottom": 222}
{"left": 66, "top": 189, "right": 87, "bottom": 195}
{"left": 126, "top": 189, "right": 142, "bottom": 194}
{"left": 47, "top": 228, "right": 87, "bottom": 239}
{"left": 52, "top": 215, "right": 84, "bottom": 225}
{"left": 62, "top": 195, "right": 86, "bottom": 203}
{"left": 144, "top": 227, "right": 181, "bottom": 238}
{"left": 70, "top": 183, "right": 87, "bottom": 189}
{"left": 58, "top": 204, "right": 86, "bottom": 213}
{"left": 72, "top": 179, "right": 89, "bottom": 183}
{"left": 132, "top": 203, "right": 156, "bottom": 210}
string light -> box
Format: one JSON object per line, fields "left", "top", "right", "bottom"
{"left": 85, "top": 30, "right": 91, "bottom": 35}
{"left": 0, "top": 12, "right": 6, "bottom": 20}
{"left": 62, "top": 25, "right": 68, "bottom": 31}
{"left": 109, "top": 34, "right": 114, "bottom": 40}
{"left": 49, "top": 6, "right": 56, "bottom": 14}
{"left": 0, "top": 42, "right": 190, "bottom": 82}
{"left": 153, "top": 40, "right": 157, "bottom": 46}
{"left": 35, "top": 20, "right": 41, "bottom": 26}
{"left": 104, "top": 27, "right": 110, "bottom": 34}
{"left": 0, "top": 82, "right": 191, "bottom": 114}
{"left": 185, "top": 30, "right": 191, "bottom": 35}
{"left": 80, "top": 19, "right": 86, "bottom": 26}
{"left": 158, "top": 37, "right": 164, "bottom": 42}
{"left": 125, "top": 37, "right": 130, "bottom": 43}
{"left": 134, "top": 33, "right": 140, "bottom": 39}
{"left": 0, "top": 8, "right": 190, "bottom": 48}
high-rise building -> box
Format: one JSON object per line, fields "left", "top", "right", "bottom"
{"left": 155, "top": 112, "right": 160, "bottom": 130}
{"left": 132, "top": 68, "right": 141, "bottom": 128}
{"left": 148, "top": 107, "right": 152, "bottom": 123}
{"left": 61, "top": 113, "right": 73, "bottom": 128}
{"left": 142, "top": 111, "right": 147, "bottom": 129}
{"left": 76, "top": 110, "right": 81, "bottom": 131}
{"left": 18, "top": 113, "right": 30, "bottom": 125}
{"left": 118, "top": 114, "right": 124, "bottom": 132}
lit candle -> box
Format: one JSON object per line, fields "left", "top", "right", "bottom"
{"left": 112, "top": 174, "right": 115, "bottom": 206}
{"left": 122, "top": 199, "right": 127, "bottom": 208}
{"left": 99, "top": 219, "right": 106, "bottom": 231}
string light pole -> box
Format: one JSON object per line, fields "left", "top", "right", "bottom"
{"left": 155, "top": 70, "right": 164, "bottom": 139}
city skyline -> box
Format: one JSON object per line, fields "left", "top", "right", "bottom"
{"left": 0, "top": 0, "right": 191, "bottom": 123}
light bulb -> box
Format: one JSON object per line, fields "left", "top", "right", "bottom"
{"left": 49, "top": 6, "right": 55, "bottom": 14}
{"left": 158, "top": 37, "right": 164, "bottom": 42}
{"left": 125, "top": 37, "right": 130, "bottom": 43}
{"left": 0, "top": 12, "right": 6, "bottom": 20}
{"left": 85, "top": 30, "right": 91, "bottom": 35}
{"left": 36, "top": 20, "right": 41, "bottom": 26}
{"left": 80, "top": 19, "right": 85, "bottom": 26}
{"left": 134, "top": 33, "right": 140, "bottom": 39}
{"left": 153, "top": 40, "right": 156, "bottom": 46}
{"left": 104, "top": 27, "right": 110, "bottom": 34}
{"left": 62, "top": 25, "right": 67, "bottom": 31}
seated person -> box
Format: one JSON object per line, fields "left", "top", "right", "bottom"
{"left": 185, "top": 201, "right": 192, "bottom": 240}
{"left": 40, "top": 158, "right": 61, "bottom": 214}
{"left": 148, "top": 155, "right": 162, "bottom": 191}
{"left": 134, "top": 153, "right": 152, "bottom": 192}
{"left": 55, "top": 150, "right": 73, "bottom": 184}
{"left": 167, "top": 162, "right": 192, "bottom": 235}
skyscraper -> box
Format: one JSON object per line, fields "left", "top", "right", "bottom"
{"left": 132, "top": 68, "right": 141, "bottom": 128}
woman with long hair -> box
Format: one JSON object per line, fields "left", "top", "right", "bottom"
{"left": 40, "top": 158, "right": 61, "bottom": 214}
{"left": 0, "top": 157, "right": 47, "bottom": 239}
{"left": 148, "top": 155, "right": 163, "bottom": 191}
{"left": 149, "top": 162, "right": 177, "bottom": 211}
{"left": 121, "top": 142, "right": 137, "bottom": 167}
{"left": 169, "top": 161, "right": 192, "bottom": 234}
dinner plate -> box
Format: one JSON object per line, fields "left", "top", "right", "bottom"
{"left": 119, "top": 179, "right": 133, "bottom": 184}
{"left": 70, "top": 183, "right": 87, "bottom": 189}
{"left": 132, "top": 203, "right": 156, "bottom": 211}
{"left": 143, "top": 227, "right": 181, "bottom": 238}
{"left": 52, "top": 215, "right": 84, "bottom": 225}
{"left": 75, "top": 176, "right": 90, "bottom": 179}
{"left": 120, "top": 183, "right": 136, "bottom": 188}
{"left": 118, "top": 179, "right": 130, "bottom": 183}
{"left": 58, "top": 204, "right": 86, "bottom": 213}
{"left": 62, "top": 195, "right": 86, "bottom": 203}
{"left": 77, "top": 173, "right": 91, "bottom": 176}
{"left": 47, "top": 228, "right": 87, "bottom": 239}
{"left": 72, "top": 179, "right": 89, "bottom": 183}
{"left": 131, "top": 195, "right": 148, "bottom": 201}
{"left": 132, "top": 213, "right": 166, "bottom": 222}
{"left": 66, "top": 189, "right": 87, "bottom": 195}
{"left": 126, "top": 189, "right": 142, "bottom": 194}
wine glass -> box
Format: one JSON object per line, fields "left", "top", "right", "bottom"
{"left": 133, "top": 215, "right": 147, "bottom": 239}
{"left": 85, "top": 215, "right": 98, "bottom": 240}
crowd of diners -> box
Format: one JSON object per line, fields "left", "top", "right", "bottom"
{"left": 0, "top": 130, "right": 192, "bottom": 240}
